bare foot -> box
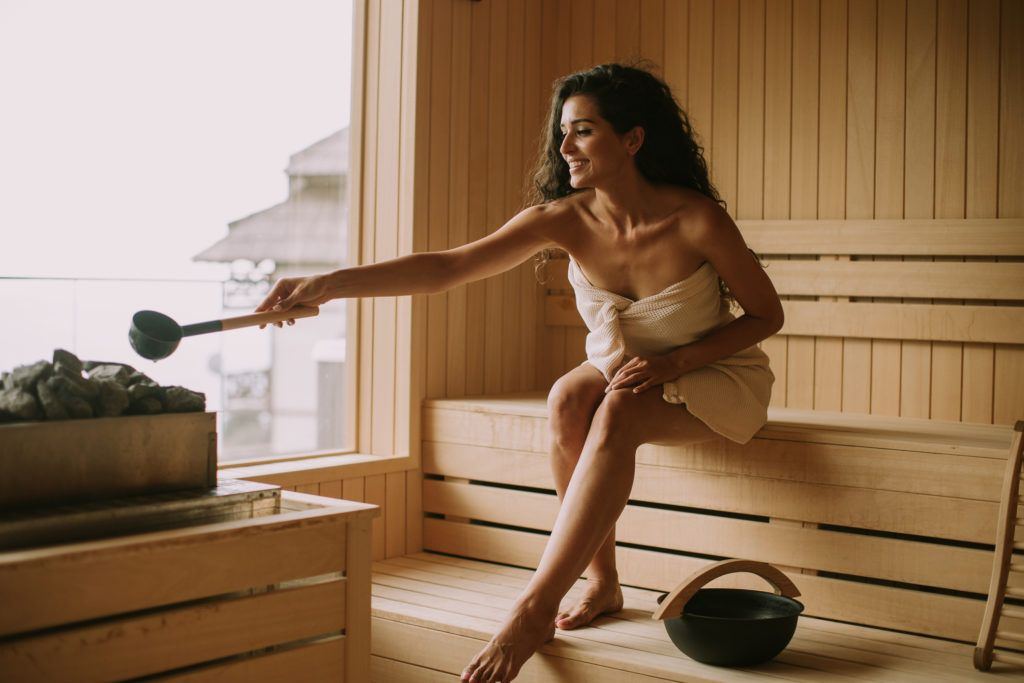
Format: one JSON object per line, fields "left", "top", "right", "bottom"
{"left": 554, "top": 579, "right": 624, "bottom": 630}
{"left": 461, "top": 604, "right": 556, "bottom": 683}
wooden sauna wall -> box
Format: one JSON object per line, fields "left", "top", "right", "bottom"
{"left": 410, "top": 0, "right": 1023, "bottom": 424}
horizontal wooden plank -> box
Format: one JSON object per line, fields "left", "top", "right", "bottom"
{"left": 0, "top": 506, "right": 351, "bottom": 637}
{"left": 736, "top": 219, "right": 1024, "bottom": 256}
{"left": 764, "top": 260, "right": 1024, "bottom": 300}
{"left": 422, "top": 479, "right": 993, "bottom": 593}
{"left": 780, "top": 300, "right": 1024, "bottom": 343}
{"left": 425, "top": 444, "right": 997, "bottom": 541}
{"left": 0, "top": 580, "right": 346, "bottom": 682}
{"left": 151, "top": 637, "right": 345, "bottom": 682}
{"left": 421, "top": 520, "right": 986, "bottom": 643}
{"left": 548, "top": 296, "right": 1024, "bottom": 344}
{"left": 424, "top": 396, "right": 1014, "bottom": 456}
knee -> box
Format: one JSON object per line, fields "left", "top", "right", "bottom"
{"left": 589, "top": 389, "right": 645, "bottom": 452}
{"left": 547, "top": 377, "right": 596, "bottom": 453}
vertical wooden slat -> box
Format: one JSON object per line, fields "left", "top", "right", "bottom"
{"left": 639, "top": 0, "right": 666, "bottom": 67}
{"left": 737, "top": 0, "right": 765, "bottom": 221}
{"left": 616, "top": 0, "right": 642, "bottom": 60}
{"left": 365, "top": 473, "right": 386, "bottom": 560}
{"left": 484, "top": 0, "right": 508, "bottom": 395}
{"left": 524, "top": 0, "right": 545, "bottom": 391}
{"left": 504, "top": 0, "right": 527, "bottom": 393}
{"left": 842, "top": 0, "right": 876, "bottom": 414}
{"left": 711, "top": 0, "right": 740, "bottom": 211}
{"left": 998, "top": 0, "right": 1024, "bottom": 219}
{"left": 342, "top": 477, "right": 365, "bottom": 503}
{"left": 814, "top": 0, "right": 848, "bottom": 412}
{"left": 385, "top": 471, "right": 407, "bottom": 558}
{"left": 871, "top": 0, "right": 906, "bottom": 417}
{"left": 405, "top": 468, "right": 423, "bottom": 554}
{"left": 446, "top": 0, "right": 470, "bottom": 399}
{"left": 593, "top": 0, "right": 617, "bottom": 64}
{"left": 901, "top": 0, "right": 937, "bottom": 419}
{"left": 687, "top": 1, "right": 714, "bottom": 158}
{"left": 663, "top": 0, "right": 689, "bottom": 106}
{"left": 570, "top": 0, "right": 595, "bottom": 72}
{"left": 425, "top": 0, "right": 451, "bottom": 400}
{"left": 931, "top": 0, "right": 968, "bottom": 421}
{"left": 962, "top": 0, "right": 1000, "bottom": 423}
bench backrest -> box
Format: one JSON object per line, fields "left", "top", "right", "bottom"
{"left": 541, "top": 218, "right": 1024, "bottom": 424}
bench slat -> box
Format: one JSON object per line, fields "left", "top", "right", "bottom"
{"left": 736, "top": 219, "right": 1024, "bottom": 256}
{"left": 763, "top": 260, "right": 1024, "bottom": 300}
{"left": 423, "top": 479, "right": 992, "bottom": 594}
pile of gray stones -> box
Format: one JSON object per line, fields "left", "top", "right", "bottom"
{"left": 0, "top": 349, "right": 205, "bottom": 423}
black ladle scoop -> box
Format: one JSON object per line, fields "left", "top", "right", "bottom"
{"left": 129, "top": 306, "right": 319, "bottom": 360}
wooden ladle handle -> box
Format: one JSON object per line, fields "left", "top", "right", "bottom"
{"left": 651, "top": 559, "right": 801, "bottom": 621}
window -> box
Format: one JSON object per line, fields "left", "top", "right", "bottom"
{"left": 0, "top": 0, "right": 355, "bottom": 463}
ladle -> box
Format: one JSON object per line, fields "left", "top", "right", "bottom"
{"left": 129, "top": 306, "right": 319, "bottom": 360}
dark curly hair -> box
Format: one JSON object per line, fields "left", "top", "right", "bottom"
{"left": 530, "top": 62, "right": 724, "bottom": 207}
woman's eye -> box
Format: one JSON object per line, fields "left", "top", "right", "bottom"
{"left": 576, "top": 128, "right": 593, "bottom": 136}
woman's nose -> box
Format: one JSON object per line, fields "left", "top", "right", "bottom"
{"left": 560, "top": 132, "right": 574, "bottom": 155}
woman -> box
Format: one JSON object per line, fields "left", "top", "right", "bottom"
{"left": 258, "top": 63, "right": 783, "bottom": 683}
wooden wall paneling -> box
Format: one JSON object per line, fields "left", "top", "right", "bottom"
{"left": 736, "top": 0, "right": 765, "bottom": 222}
{"left": 405, "top": 469, "right": 423, "bottom": 554}
{"left": 296, "top": 483, "right": 319, "bottom": 495}
{"left": 870, "top": 0, "right": 906, "bottom": 417}
{"left": 662, "top": 0, "right": 688, "bottom": 106}
{"left": 524, "top": 0, "right": 545, "bottom": 391}
{"left": 901, "top": 0, "right": 937, "bottom": 419}
{"left": 503, "top": 1, "right": 527, "bottom": 393}
{"left": 687, "top": 1, "right": 713, "bottom": 158}
{"left": 425, "top": 0, "right": 451, "bottom": 400}
{"left": 761, "top": 0, "right": 791, "bottom": 407}
{"left": 962, "top": 0, "right": 1000, "bottom": 423}
{"left": 994, "top": 346, "right": 1024, "bottom": 425}
{"left": 484, "top": 0, "right": 508, "bottom": 395}
{"left": 464, "top": 2, "right": 490, "bottom": 397}
{"left": 842, "top": 0, "right": 877, "bottom": 414}
{"left": 372, "top": 0, "right": 404, "bottom": 456}
{"left": 966, "top": 0, "right": 999, "bottom": 218}
{"left": 616, "top": 0, "right": 642, "bottom": 60}
{"left": 639, "top": 0, "right": 665, "bottom": 67}
{"left": 445, "top": 1, "right": 470, "bottom": 399}
{"left": 931, "top": 0, "right": 968, "bottom": 420}
{"left": 814, "top": 0, "right": 847, "bottom": 412}
{"left": 569, "top": 0, "right": 594, "bottom": 72}
{"left": 711, "top": 0, "right": 739, "bottom": 211}
{"left": 343, "top": 477, "right": 365, "bottom": 503}
{"left": 320, "top": 480, "right": 343, "bottom": 499}
{"left": 786, "top": 0, "right": 819, "bottom": 410}
{"left": 592, "top": 0, "right": 617, "bottom": 65}
{"left": 366, "top": 473, "right": 387, "bottom": 560}
{"left": 385, "top": 471, "right": 407, "bottom": 558}
{"left": 999, "top": 0, "right": 1024, "bottom": 218}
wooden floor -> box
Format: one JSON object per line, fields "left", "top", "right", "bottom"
{"left": 371, "top": 553, "right": 1022, "bottom": 682}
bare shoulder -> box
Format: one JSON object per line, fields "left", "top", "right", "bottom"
{"left": 509, "top": 193, "right": 589, "bottom": 242}
{"left": 674, "top": 192, "right": 745, "bottom": 255}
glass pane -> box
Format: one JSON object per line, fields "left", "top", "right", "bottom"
{"left": 0, "top": 1, "right": 354, "bottom": 463}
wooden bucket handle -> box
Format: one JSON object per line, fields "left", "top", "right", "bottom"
{"left": 651, "top": 559, "right": 801, "bottom": 621}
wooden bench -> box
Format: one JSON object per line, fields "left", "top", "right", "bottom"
{"left": 372, "top": 219, "right": 1024, "bottom": 680}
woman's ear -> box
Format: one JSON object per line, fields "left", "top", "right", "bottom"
{"left": 625, "top": 126, "right": 645, "bottom": 156}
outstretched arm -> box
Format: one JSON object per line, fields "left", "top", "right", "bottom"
{"left": 255, "top": 205, "right": 559, "bottom": 313}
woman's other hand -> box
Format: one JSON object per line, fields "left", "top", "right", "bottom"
{"left": 606, "top": 353, "right": 685, "bottom": 394}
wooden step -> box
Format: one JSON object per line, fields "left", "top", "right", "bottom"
{"left": 371, "top": 553, "right": 1022, "bottom": 682}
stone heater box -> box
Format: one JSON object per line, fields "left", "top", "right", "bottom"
{"left": 0, "top": 413, "right": 378, "bottom": 682}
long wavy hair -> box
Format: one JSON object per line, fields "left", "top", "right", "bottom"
{"left": 529, "top": 62, "right": 724, "bottom": 207}
{"left": 529, "top": 63, "right": 740, "bottom": 296}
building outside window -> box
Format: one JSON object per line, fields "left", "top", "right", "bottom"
{"left": 0, "top": 0, "right": 355, "bottom": 463}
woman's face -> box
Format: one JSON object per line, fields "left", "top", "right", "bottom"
{"left": 559, "top": 95, "right": 640, "bottom": 189}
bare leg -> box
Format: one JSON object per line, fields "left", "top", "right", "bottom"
{"left": 546, "top": 364, "right": 623, "bottom": 630}
{"left": 461, "top": 388, "right": 719, "bottom": 683}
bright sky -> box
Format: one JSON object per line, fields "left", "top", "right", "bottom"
{"left": 0, "top": 0, "right": 352, "bottom": 281}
